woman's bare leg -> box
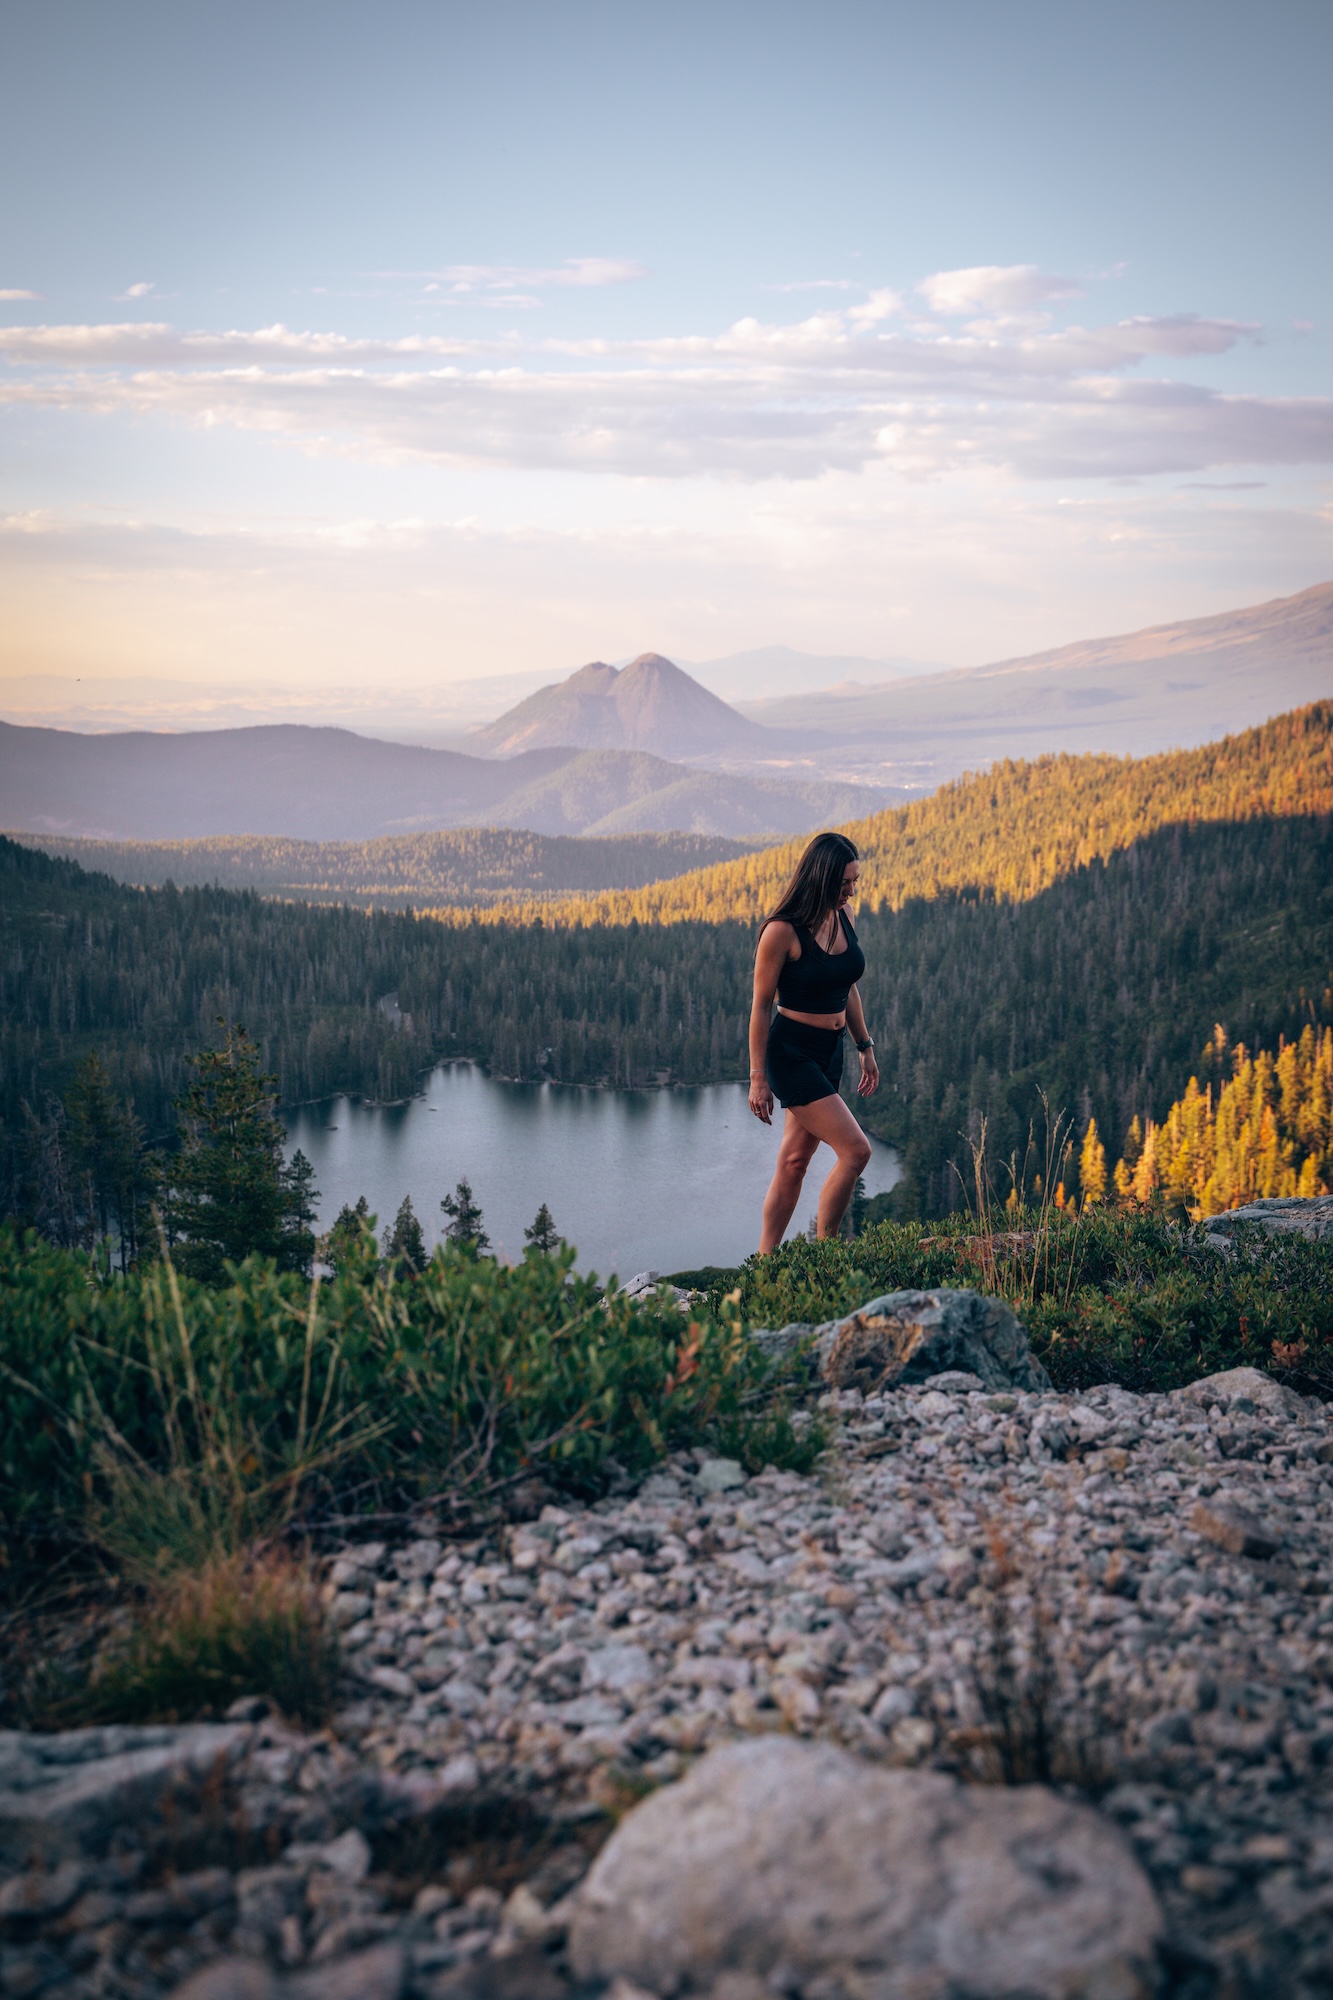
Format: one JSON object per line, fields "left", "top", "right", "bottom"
{"left": 759, "top": 1096, "right": 872, "bottom": 1251}
{"left": 759, "top": 1112, "right": 821, "bottom": 1252}
{"left": 789, "top": 1093, "right": 873, "bottom": 1238}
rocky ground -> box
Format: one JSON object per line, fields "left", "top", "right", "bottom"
{"left": 2, "top": 1350, "right": 1331, "bottom": 1998}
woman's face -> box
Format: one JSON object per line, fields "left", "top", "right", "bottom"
{"left": 836, "top": 860, "right": 860, "bottom": 906}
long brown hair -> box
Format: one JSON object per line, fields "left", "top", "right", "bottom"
{"left": 761, "top": 830, "right": 859, "bottom": 940}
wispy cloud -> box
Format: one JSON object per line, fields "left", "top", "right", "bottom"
{"left": 0, "top": 289, "right": 41, "bottom": 302}
{"left": 417, "top": 257, "right": 648, "bottom": 295}
{"left": 0, "top": 282, "right": 1324, "bottom": 486}
{"left": 917, "top": 264, "right": 1083, "bottom": 316}
{"left": 116, "top": 281, "right": 155, "bottom": 300}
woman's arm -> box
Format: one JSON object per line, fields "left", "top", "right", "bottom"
{"left": 748, "top": 923, "right": 791, "bottom": 1125}
{"left": 845, "top": 983, "right": 879, "bottom": 1098}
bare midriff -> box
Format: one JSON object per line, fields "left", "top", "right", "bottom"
{"left": 776, "top": 1006, "right": 847, "bottom": 1029}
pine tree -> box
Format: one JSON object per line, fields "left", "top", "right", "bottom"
{"left": 441, "top": 1178, "right": 489, "bottom": 1255}
{"left": 282, "top": 1149, "right": 319, "bottom": 1277}
{"left": 322, "top": 1194, "right": 374, "bottom": 1272}
{"left": 523, "top": 1201, "right": 562, "bottom": 1254}
{"left": 1077, "top": 1119, "right": 1108, "bottom": 1207}
{"left": 383, "top": 1194, "right": 428, "bottom": 1273}
{"left": 164, "top": 1022, "right": 317, "bottom": 1282}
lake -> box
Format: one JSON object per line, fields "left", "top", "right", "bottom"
{"left": 284, "top": 1063, "right": 901, "bottom": 1277}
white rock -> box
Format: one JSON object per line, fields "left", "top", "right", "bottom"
{"left": 569, "top": 1737, "right": 1163, "bottom": 1998}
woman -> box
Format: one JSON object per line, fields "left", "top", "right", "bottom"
{"left": 748, "top": 830, "right": 878, "bottom": 1251}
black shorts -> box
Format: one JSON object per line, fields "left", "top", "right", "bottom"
{"left": 766, "top": 1014, "right": 844, "bottom": 1109}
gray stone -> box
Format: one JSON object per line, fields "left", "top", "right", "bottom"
{"left": 583, "top": 1645, "right": 657, "bottom": 1700}
{"left": 569, "top": 1737, "right": 1163, "bottom": 1998}
{"left": 1191, "top": 1498, "right": 1283, "bottom": 1559}
{"left": 283, "top": 1827, "right": 371, "bottom": 1882}
{"left": 0, "top": 1723, "right": 251, "bottom": 1865}
{"left": 0, "top": 1858, "right": 85, "bottom": 1918}
{"left": 392, "top": 1539, "right": 442, "bottom": 1581}
{"left": 695, "top": 1457, "right": 746, "bottom": 1495}
{"left": 813, "top": 1287, "right": 1051, "bottom": 1394}
{"left": 1172, "top": 1365, "right": 1308, "bottom": 1419}
{"left": 921, "top": 1370, "right": 988, "bottom": 1393}
{"left": 287, "top": 1941, "right": 406, "bottom": 1999}
{"left": 170, "top": 1964, "right": 278, "bottom": 2000}
{"left": 366, "top": 1664, "right": 417, "bottom": 1700}
{"left": 748, "top": 1321, "right": 817, "bottom": 1368}
{"left": 1201, "top": 1195, "right": 1333, "bottom": 1245}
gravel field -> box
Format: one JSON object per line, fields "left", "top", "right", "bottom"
{"left": 2, "top": 1359, "right": 1330, "bottom": 1998}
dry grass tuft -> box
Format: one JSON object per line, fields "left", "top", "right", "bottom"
{"left": 954, "top": 1522, "right": 1112, "bottom": 1794}
{"left": 32, "top": 1546, "right": 339, "bottom": 1730}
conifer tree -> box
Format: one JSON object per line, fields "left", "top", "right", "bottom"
{"left": 164, "top": 1022, "right": 318, "bottom": 1282}
{"left": 1077, "top": 1119, "right": 1107, "bottom": 1207}
{"left": 523, "top": 1201, "right": 562, "bottom": 1254}
{"left": 383, "top": 1194, "right": 428, "bottom": 1273}
{"left": 441, "top": 1177, "right": 489, "bottom": 1255}
{"left": 322, "top": 1194, "right": 374, "bottom": 1272}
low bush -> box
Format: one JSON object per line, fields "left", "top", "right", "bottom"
{"left": 697, "top": 1210, "right": 1333, "bottom": 1400}
{"left": 0, "top": 1225, "right": 799, "bottom": 1574}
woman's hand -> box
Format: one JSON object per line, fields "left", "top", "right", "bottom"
{"left": 856, "top": 1047, "right": 880, "bottom": 1098}
{"left": 749, "top": 1074, "right": 775, "bottom": 1125}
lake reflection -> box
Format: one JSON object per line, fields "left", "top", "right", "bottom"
{"left": 284, "top": 1063, "right": 900, "bottom": 1277}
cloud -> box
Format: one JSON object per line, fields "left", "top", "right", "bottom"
{"left": 117, "top": 281, "right": 155, "bottom": 300}
{"left": 0, "top": 289, "right": 41, "bottom": 301}
{"left": 846, "top": 289, "right": 904, "bottom": 330}
{"left": 917, "top": 264, "right": 1083, "bottom": 316}
{"left": 0, "top": 292, "right": 1325, "bottom": 486}
{"left": 416, "top": 257, "right": 648, "bottom": 294}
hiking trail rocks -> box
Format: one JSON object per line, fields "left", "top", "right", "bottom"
{"left": 2, "top": 1361, "right": 1331, "bottom": 1997}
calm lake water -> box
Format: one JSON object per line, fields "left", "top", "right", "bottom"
{"left": 284, "top": 1063, "right": 901, "bottom": 1277}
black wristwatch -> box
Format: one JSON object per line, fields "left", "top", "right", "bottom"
{"left": 855, "top": 1037, "right": 874, "bottom": 1052}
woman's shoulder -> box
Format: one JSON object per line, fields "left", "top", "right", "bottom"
{"left": 759, "top": 916, "right": 801, "bottom": 953}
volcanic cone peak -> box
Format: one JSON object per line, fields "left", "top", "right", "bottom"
{"left": 472, "top": 651, "right": 762, "bottom": 759}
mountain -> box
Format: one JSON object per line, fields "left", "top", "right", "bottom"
{"left": 473, "top": 702, "right": 1331, "bottom": 930}
{"left": 735, "top": 584, "right": 1333, "bottom": 784}
{"left": 682, "top": 646, "right": 946, "bottom": 704}
{"left": 470, "top": 652, "right": 762, "bottom": 758}
{"left": 0, "top": 721, "right": 899, "bottom": 843}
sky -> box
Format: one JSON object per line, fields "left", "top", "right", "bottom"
{"left": 0, "top": 0, "right": 1329, "bottom": 704}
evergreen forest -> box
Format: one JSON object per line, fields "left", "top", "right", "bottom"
{"left": 15, "top": 826, "right": 759, "bottom": 911}
{"left": 3, "top": 705, "right": 1328, "bottom": 1221}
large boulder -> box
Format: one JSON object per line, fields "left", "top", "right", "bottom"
{"left": 569, "top": 1737, "right": 1162, "bottom": 1998}
{"left": 753, "top": 1286, "right": 1050, "bottom": 1394}
{"left": 1202, "top": 1195, "right": 1333, "bottom": 1248}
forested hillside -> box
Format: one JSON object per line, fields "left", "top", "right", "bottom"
{"left": 4, "top": 771, "right": 1328, "bottom": 1216}
{"left": 12, "top": 827, "right": 759, "bottom": 911}
{"left": 429, "top": 704, "right": 1328, "bottom": 927}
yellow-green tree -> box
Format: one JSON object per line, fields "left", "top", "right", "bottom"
{"left": 1114, "top": 1025, "right": 1332, "bottom": 1216}
{"left": 1078, "top": 1118, "right": 1108, "bottom": 1207}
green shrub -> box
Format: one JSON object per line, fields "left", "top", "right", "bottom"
{"left": 714, "top": 1210, "right": 1333, "bottom": 1400}
{"left": 0, "top": 1226, "right": 794, "bottom": 1571}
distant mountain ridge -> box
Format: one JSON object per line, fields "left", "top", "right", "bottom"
{"left": 0, "top": 720, "right": 899, "bottom": 843}
{"left": 470, "top": 651, "right": 761, "bottom": 758}
{"left": 14, "top": 827, "right": 762, "bottom": 910}
{"left": 735, "top": 583, "right": 1332, "bottom": 783}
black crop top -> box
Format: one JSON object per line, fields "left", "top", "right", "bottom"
{"left": 775, "top": 908, "right": 866, "bottom": 1016}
